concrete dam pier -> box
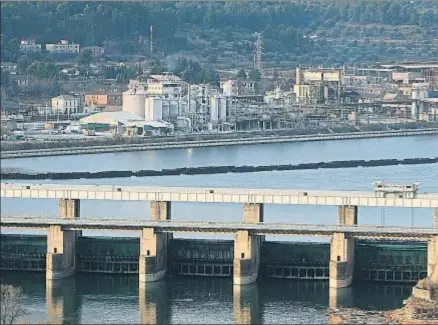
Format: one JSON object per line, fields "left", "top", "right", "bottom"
{"left": 1, "top": 234, "right": 430, "bottom": 286}
{"left": 1, "top": 182, "right": 438, "bottom": 291}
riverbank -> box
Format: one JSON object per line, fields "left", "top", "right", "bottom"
{"left": 385, "top": 297, "right": 438, "bottom": 324}
{"left": 329, "top": 288, "right": 438, "bottom": 324}
{"left": 329, "top": 298, "right": 438, "bottom": 325}
{"left": 2, "top": 127, "right": 438, "bottom": 159}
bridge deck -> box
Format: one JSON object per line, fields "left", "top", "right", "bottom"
{"left": 2, "top": 183, "right": 438, "bottom": 208}
{"left": 1, "top": 217, "right": 437, "bottom": 240}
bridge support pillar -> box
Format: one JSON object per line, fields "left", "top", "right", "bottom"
{"left": 233, "top": 284, "right": 260, "bottom": 324}
{"left": 139, "top": 281, "right": 170, "bottom": 324}
{"left": 338, "top": 205, "right": 357, "bottom": 225}
{"left": 46, "top": 225, "right": 77, "bottom": 280}
{"left": 58, "top": 199, "right": 81, "bottom": 237}
{"left": 58, "top": 199, "right": 80, "bottom": 219}
{"left": 428, "top": 237, "right": 438, "bottom": 281}
{"left": 434, "top": 208, "right": 438, "bottom": 229}
{"left": 150, "top": 201, "right": 171, "bottom": 221}
{"left": 243, "top": 203, "right": 264, "bottom": 223}
{"left": 139, "top": 228, "right": 169, "bottom": 283}
{"left": 329, "top": 233, "right": 355, "bottom": 288}
{"left": 233, "top": 231, "right": 261, "bottom": 285}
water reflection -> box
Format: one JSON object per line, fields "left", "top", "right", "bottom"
{"left": 46, "top": 278, "right": 80, "bottom": 324}
{"left": 0, "top": 272, "right": 414, "bottom": 324}
{"left": 233, "top": 284, "right": 260, "bottom": 324}
{"left": 139, "top": 281, "right": 170, "bottom": 324}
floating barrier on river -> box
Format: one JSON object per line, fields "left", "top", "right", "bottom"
{"left": 1, "top": 157, "right": 437, "bottom": 180}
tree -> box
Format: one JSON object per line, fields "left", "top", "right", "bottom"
{"left": 26, "top": 61, "right": 58, "bottom": 79}
{"left": 136, "top": 63, "right": 143, "bottom": 77}
{"left": 17, "top": 56, "right": 32, "bottom": 74}
{"left": 0, "top": 284, "right": 26, "bottom": 325}
{"left": 248, "top": 69, "right": 261, "bottom": 82}
{"left": 150, "top": 59, "right": 165, "bottom": 75}
{"left": 77, "top": 50, "right": 92, "bottom": 66}
{"left": 237, "top": 69, "right": 247, "bottom": 79}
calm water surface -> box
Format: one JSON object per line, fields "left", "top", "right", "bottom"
{"left": 1, "top": 135, "right": 437, "bottom": 323}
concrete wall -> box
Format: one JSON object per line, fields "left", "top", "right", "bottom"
{"left": 46, "top": 225, "right": 77, "bottom": 280}
{"left": 243, "top": 203, "right": 264, "bottom": 223}
{"left": 139, "top": 228, "right": 169, "bottom": 283}
{"left": 150, "top": 201, "right": 171, "bottom": 221}
{"left": 330, "top": 233, "right": 355, "bottom": 288}
{"left": 428, "top": 237, "right": 438, "bottom": 281}
{"left": 233, "top": 231, "right": 261, "bottom": 285}
{"left": 338, "top": 205, "right": 358, "bottom": 225}
{"left": 58, "top": 199, "right": 80, "bottom": 219}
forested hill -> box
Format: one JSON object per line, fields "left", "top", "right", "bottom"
{"left": 2, "top": 1, "right": 438, "bottom": 65}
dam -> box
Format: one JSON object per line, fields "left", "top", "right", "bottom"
{"left": 0, "top": 234, "right": 429, "bottom": 284}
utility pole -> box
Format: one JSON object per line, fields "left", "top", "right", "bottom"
{"left": 253, "top": 33, "right": 263, "bottom": 74}
{"left": 150, "top": 26, "right": 154, "bottom": 54}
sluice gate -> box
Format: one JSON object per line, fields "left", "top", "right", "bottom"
{"left": 0, "top": 235, "right": 428, "bottom": 284}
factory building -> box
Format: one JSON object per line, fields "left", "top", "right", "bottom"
{"left": 85, "top": 92, "right": 122, "bottom": 107}
{"left": 380, "top": 62, "right": 438, "bottom": 90}
{"left": 146, "top": 74, "right": 184, "bottom": 99}
{"left": 293, "top": 66, "right": 342, "bottom": 104}
{"left": 79, "top": 111, "right": 173, "bottom": 136}
{"left": 220, "top": 79, "right": 256, "bottom": 96}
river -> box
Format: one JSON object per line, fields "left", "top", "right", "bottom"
{"left": 1, "top": 135, "right": 437, "bottom": 324}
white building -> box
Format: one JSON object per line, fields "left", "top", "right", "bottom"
{"left": 46, "top": 40, "right": 80, "bottom": 54}
{"left": 220, "top": 79, "right": 256, "bottom": 96}
{"left": 51, "top": 95, "right": 79, "bottom": 114}
{"left": 81, "top": 46, "right": 105, "bottom": 58}
{"left": 146, "top": 74, "right": 184, "bottom": 99}
{"left": 19, "top": 40, "right": 41, "bottom": 53}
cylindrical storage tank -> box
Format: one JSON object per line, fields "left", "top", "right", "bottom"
{"left": 161, "top": 100, "right": 170, "bottom": 118}
{"left": 412, "top": 89, "right": 419, "bottom": 100}
{"left": 210, "top": 96, "right": 219, "bottom": 122}
{"left": 218, "top": 96, "right": 227, "bottom": 121}
{"left": 169, "top": 100, "right": 179, "bottom": 116}
{"left": 123, "top": 88, "right": 147, "bottom": 118}
{"left": 145, "top": 96, "right": 163, "bottom": 121}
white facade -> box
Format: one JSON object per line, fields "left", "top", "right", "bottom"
{"left": 147, "top": 74, "right": 183, "bottom": 100}
{"left": 209, "top": 95, "right": 227, "bottom": 123}
{"left": 210, "top": 96, "right": 219, "bottom": 122}
{"left": 51, "top": 95, "right": 79, "bottom": 114}
{"left": 221, "top": 80, "right": 237, "bottom": 96}
{"left": 19, "top": 40, "right": 41, "bottom": 53}
{"left": 122, "top": 88, "right": 148, "bottom": 118}
{"left": 46, "top": 40, "right": 80, "bottom": 54}
{"left": 219, "top": 97, "right": 227, "bottom": 121}
{"left": 145, "top": 97, "right": 163, "bottom": 121}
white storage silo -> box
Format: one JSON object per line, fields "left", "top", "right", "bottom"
{"left": 209, "top": 95, "right": 219, "bottom": 122}
{"left": 123, "top": 88, "right": 147, "bottom": 118}
{"left": 218, "top": 96, "right": 227, "bottom": 122}
{"left": 145, "top": 96, "right": 163, "bottom": 121}
{"left": 169, "top": 100, "right": 179, "bottom": 116}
